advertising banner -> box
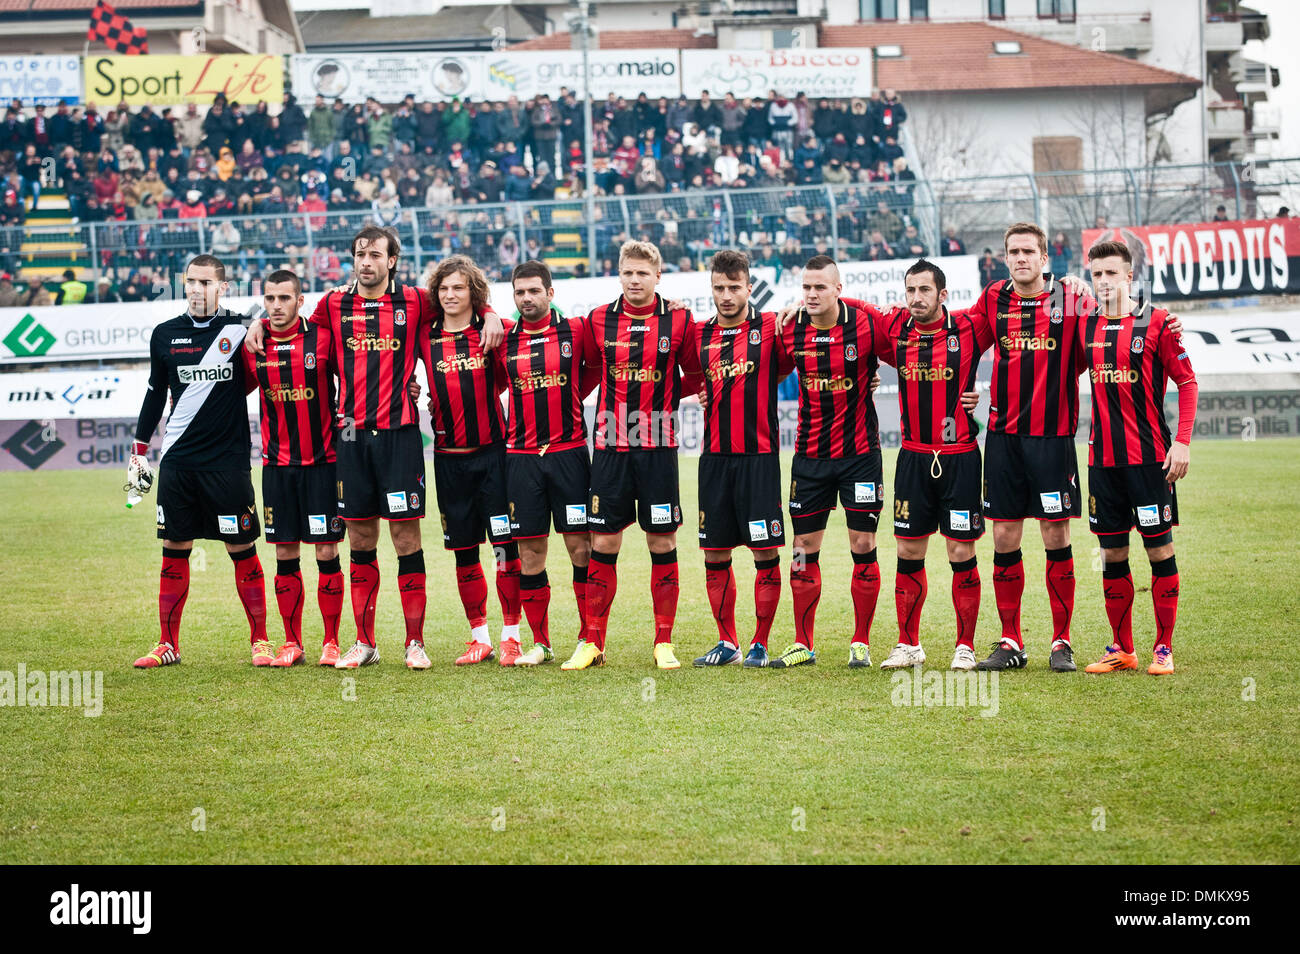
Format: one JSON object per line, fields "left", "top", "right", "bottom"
{"left": 84, "top": 54, "right": 284, "bottom": 107}
{"left": 1083, "top": 218, "right": 1300, "bottom": 299}
{"left": 681, "top": 49, "right": 874, "bottom": 100}
{"left": 292, "top": 53, "right": 484, "bottom": 104}
{"left": 480, "top": 50, "right": 681, "bottom": 101}
{"left": 0, "top": 56, "right": 82, "bottom": 106}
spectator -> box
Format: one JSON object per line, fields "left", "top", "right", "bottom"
{"left": 979, "top": 247, "right": 1010, "bottom": 285}
{"left": 19, "top": 144, "right": 43, "bottom": 210}
{"left": 667, "top": 95, "right": 692, "bottom": 134}
{"left": 939, "top": 227, "right": 966, "bottom": 256}
{"left": 875, "top": 89, "right": 907, "bottom": 140}
{"left": 1212, "top": 204, "right": 1229, "bottom": 222}
{"left": 280, "top": 92, "right": 307, "bottom": 148}
{"left": 497, "top": 231, "right": 520, "bottom": 272}
{"left": 367, "top": 103, "right": 393, "bottom": 152}
{"left": 1049, "top": 231, "right": 1073, "bottom": 276}
{"left": 0, "top": 272, "right": 20, "bottom": 307}
{"left": 22, "top": 278, "right": 55, "bottom": 307}
{"left": 634, "top": 156, "right": 665, "bottom": 194}
{"left": 768, "top": 96, "right": 797, "bottom": 159}
{"left": 868, "top": 200, "right": 903, "bottom": 244}
{"left": 865, "top": 230, "right": 895, "bottom": 261}
{"left": 308, "top": 95, "right": 334, "bottom": 152}
{"left": 210, "top": 218, "right": 241, "bottom": 256}
{"left": 900, "top": 223, "right": 927, "bottom": 257}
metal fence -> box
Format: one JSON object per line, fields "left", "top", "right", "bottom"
{"left": 6, "top": 157, "right": 1298, "bottom": 296}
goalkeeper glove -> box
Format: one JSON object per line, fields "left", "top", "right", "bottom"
{"left": 126, "top": 441, "right": 154, "bottom": 506}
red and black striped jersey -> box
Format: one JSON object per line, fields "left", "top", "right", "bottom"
{"left": 243, "top": 319, "right": 336, "bottom": 466}
{"left": 968, "top": 279, "right": 1092, "bottom": 437}
{"left": 1083, "top": 304, "right": 1196, "bottom": 467}
{"left": 503, "top": 307, "right": 601, "bottom": 453}
{"left": 876, "top": 307, "right": 993, "bottom": 454}
{"left": 581, "top": 294, "right": 705, "bottom": 451}
{"left": 699, "top": 306, "right": 794, "bottom": 455}
{"left": 308, "top": 279, "right": 430, "bottom": 431}
{"left": 423, "top": 312, "right": 511, "bottom": 452}
{"left": 781, "top": 298, "right": 884, "bottom": 459}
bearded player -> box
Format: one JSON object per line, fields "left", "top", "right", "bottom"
{"left": 129, "top": 254, "right": 269, "bottom": 668}
{"left": 242, "top": 269, "right": 346, "bottom": 667}
{"left": 563, "top": 240, "right": 705, "bottom": 671}
{"left": 872, "top": 261, "right": 993, "bottom": 670}
{"left": 1079, "top": 240, "right": 1196, "bottom": 676}
{"left": 422, "top": 255, "right": 523, "bottom": 665}
{"left": 502, "top": 261, "right": 601, "bottom": 666}
{"left": 246, "top": 226, "right": 504, "bottom": 669}
{"left": 692, "top": 250, "right": 791, "bottom": 668}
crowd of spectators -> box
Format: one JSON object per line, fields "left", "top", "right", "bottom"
{"left": 2, "top": 87, "right": 968, "bottom": 297}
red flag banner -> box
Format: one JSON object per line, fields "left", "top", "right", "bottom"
{"left": 1083, "top": 218, "right": 1300, "bottom": 299}
{"left": 87, "top": 0, "right": 150, "bottom": 56}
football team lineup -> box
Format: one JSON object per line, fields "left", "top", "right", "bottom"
{"left": 124, "top": 223, "right": 1197, "bottom": 678}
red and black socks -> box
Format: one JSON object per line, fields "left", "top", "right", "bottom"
{"left": 850, "top": 548, "right": 881, "bottom": 646}
{"left": 274, "top": 557, "right": 304, "bottom": 647}
{"left": 753, "top": 554, "right": 781, "bottom": 649}
{"left": 705, "top": 557, "right": 738, "bottom": 648}
{"left": 455, "top": 547, "right": 490, "bottom": 644}
{"left": 397, "top": 550, "right": 426, "bottom": 648}
{"left": 650, "top": 548, "right": 679, "bottom": 646}
{"left": 495, "top": 542, "right": 522, "bottom": 641}
{"left": 950, "top": 556, "right": 980, "bottom": 650}
{"left": 992, "top": 548, "right": 1024, "bottom": 648}
{"left": 895, "top": 557, "right": 927, "bottom": 647}
{"left": 572, "top": 563, "right": 589, "bottom": 640}
{"left": 230, "top": 545, "right": 267, "bottom": 645}
{"left": 520, "top": 570, "right": 551, "bottom": 647}
{"left": 585, "top": 550, "right": 618, "bottom": 651}
{"left": 1150, "top": 555, "right": 1179, "bottom": 651}
{"left": 159, "top": 546, "right": 190, "bottom": 651}
{"left": 1102, "top": 559, "right": 1135, "bottom": 654}
{"left": 1045, "top": 545, "right": 1075, "bottom": 645}
{"left": 316, "top": 556, "right": 344, "bottom": 646}
{"left": 349, "top": 548, "right": 380, "bottom": 647}
{"left": 790, "top": 550, "right": 821, "bottom": 649}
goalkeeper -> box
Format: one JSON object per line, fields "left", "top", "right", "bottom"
{"left": 128, "top": 255, "right": 270, "bottom": 668}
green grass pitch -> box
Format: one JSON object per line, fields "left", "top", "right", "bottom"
{"left": 1, "top": 441, "right": 1297, "bottom": 864}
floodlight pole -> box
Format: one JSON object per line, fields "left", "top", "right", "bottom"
{"left": 578, "top": 0, "right": 597, "bottom": 275}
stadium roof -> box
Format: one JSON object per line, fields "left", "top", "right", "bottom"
{"left": 511, "top": 21, "right": 1199, "bottom": 105}
{"left": 509, "top": 29, "right": 720, "bottom": 52}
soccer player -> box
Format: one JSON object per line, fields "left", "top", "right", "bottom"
{"left": 873, "top": 261, "right": 993, "bottom": 670}
{"left": 1079, "top": 240, "right": 1196, "bottom": 675}
{"left": 776, "top": 256, "right": 888, "bottom": 669}
{"left": 964, "top": 223, "right": 1093, "bottom": 672}
{"left": 243, "top": 269, "right": 346, "bottom": 667}
{"left": 502, "top": 261, "right": 601, "bottom": 666}
{"left": 692, "top": 250, "right": 793, "bottom": 668}
{"left": 128, "top": 254, "right": 269, "bottom": 668}
{"left": 563, "top": 240, "right": 704, "bottom": 670}
{"left": 422, "top": 255, "right": 523, "bottom": 665}
{"left": 245, "top": 227, "right": 503, "bottom": 670}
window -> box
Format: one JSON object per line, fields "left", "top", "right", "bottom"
{"left": 987, "top": 0, "right": 1005, "bottom": 18}
{"left": 861, "top": 0, "right": 898, "bottom": 20}
{"left": 1033, "top": 136, "right": 1083, "bottom": 195}
{"left": 1037, "top": 0, "right": 1077, "bottom": 21}
{"left": 910, "top": 0, "right": 928, "bottom": 18}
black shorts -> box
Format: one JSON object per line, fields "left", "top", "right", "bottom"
{"left": 507, "top": 445, "right": 591, "bottom": 538}
{"left": 788, "top": 451, "right": 883, "bottom": 534}
{"left": 983, "top": 431, "right": 1081, "bottom": 521}
{"left": 262, "top": 462, "right": 345, "bottom": 544}
{"left": 588, "top": 448, "right": 681, "bottom": 534}
{"left": 893, "top": 447, "right": 984, "bottom": 541}
{"left": 1088, "top": 463, "right": 1178, "bottom": 549}
{"left": 156, "top": 466, "right": 260, "bottom": 544}
{"left": 698, "top": 453, "right": 786, "bottom": 551}
{"left": 335, "top": 425, "right": 426, "bottom": 521}
{"left": 434, "top": 443, "right": 512, "bottom": 551}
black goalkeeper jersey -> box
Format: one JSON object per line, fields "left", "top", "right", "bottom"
{"left": 135, "top": 309, "right": 254, "bottom": 471}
